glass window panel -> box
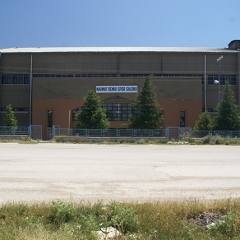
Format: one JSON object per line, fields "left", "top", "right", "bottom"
{"left": 48, "top": 110, "right": 53, "bottom": 127}
{"left": 180, "top": 111, "right": 186, "bottom": 127}
{"left": 24, "top": 75, "right": 29, "bottom": 84}
{"left": 208, "top": 75, "right": 213, "bottom": 85}
{"left": 220, "top": 75, "right": 225, "bottom": 85}
{"left": 231, "top": 75, "right": 236, "bottom": 85}
{"left": 7, "top": 75, "right": 13, "bottom": 84}
{"left": 18, "top": 75, "right": 23, "bottom": 84}
{"left": 1, "top": 75, "right": 6, "bottom": 84}
{"left": 13, "top": 75, "right": 18, "bottom": 84}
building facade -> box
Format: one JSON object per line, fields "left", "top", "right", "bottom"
{"left": 0, "top": 40, "right": 239, "bottom": 139}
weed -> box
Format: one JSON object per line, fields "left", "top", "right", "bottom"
{"left": 1, "top": 198, "right": 240, "bottom": 239}
{"left": 48, "top": 201, "right": 76, "bottom": 226}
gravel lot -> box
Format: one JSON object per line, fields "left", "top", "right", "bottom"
{"left": 1, "top": 143, "right": 240, "bottom": 204}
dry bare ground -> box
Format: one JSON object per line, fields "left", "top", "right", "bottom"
{"left": 1, "top": 143, "right": 240, "bottom": 204}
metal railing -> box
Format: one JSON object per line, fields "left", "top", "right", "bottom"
{"left": 0, "top": 126, "right": 29, "bottom": 135}
{"left": 51, "top": 126, "right": 167, "bottom": 138}
{"left": 192, "top": 130, "right": 240, "bottom": 138}
{"left": 0, "top": 125, "right": 42, "bottom": 140}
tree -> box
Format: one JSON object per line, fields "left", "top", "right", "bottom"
{"left": 129, "top": 75, "right": 163, "bottom": 129}
{"left": 5, "top": 104, "right": 17, "bottom": 127}
{"left": 76, "top": 90, "right": 109, "bottom": 129}
{"left": 214, "top": 81, "right": 240, "bottom": 130}
{"left": 194, "top": 111, "right": 214, "bottom": 130}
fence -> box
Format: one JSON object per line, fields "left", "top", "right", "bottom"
{"left": 29, "top": 125, "right": 42, "bottom": 140}
{"left": 51, "top": 126, "right": 167, "bottom": 139}
{"left": 166, "top": 127, "right": 192, "bottom": 141}
{"left": 0, "top": 126, "right": 29, "bottom": 135}
{"left": 192, "top": 130, "right": 240, "bottom": 138}
{"left": 0, "top": 125, "right": 42, "bottom": 140}
{"left": 50, "top": 126, "right": 240, "bottom": 141}
{"left": 2, "top": 125, "right": 240, "bottom": 142}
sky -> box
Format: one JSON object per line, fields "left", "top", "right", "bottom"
{"left": 0, "top": 0, "right": 239, "bottom": 49}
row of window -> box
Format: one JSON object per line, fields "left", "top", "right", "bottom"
{"left": 72, "top": 103, "right": 135, "bottom": 122}
{"left": 73, "top": 104, "right": 185, "bottom": 127}
{"left": 31, "top": 73, "right": 203, "bottom": 78}
{"left": 0, "top": 107, "right": 29, "bottom": 112}
{"left": 102, "top": 103, "right": 135, "bottom": 121}
{"left": 1, "top": 73, "right": 237, "bottom": 86}
{"left": 207, "top": 75, "right": 236, "bottom": 85}
{"left": 1, "top": 74, "right": 29, "bottom": 85}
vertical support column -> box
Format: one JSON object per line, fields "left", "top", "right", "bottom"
{"left": 29, "top": 55, "right": 33, "bottom": 128}
{"left": 237, "top": 53, "right": 240, "bottom": 111}
{"left": 204, "top": 55, "right": 207, "bottom": 111}
{"left": 166, "top": 127, "right": 169, "bottom": 140}
{"left": 52, "top": 125, "right": 56, "bottom": 138}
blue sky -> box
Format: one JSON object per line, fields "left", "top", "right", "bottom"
{"left": 0, "top": 0, "right": 239, "bottom": 48}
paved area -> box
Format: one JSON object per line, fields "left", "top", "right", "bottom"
{"left": 1, "top": 143, "right": 240, "bottom": 204}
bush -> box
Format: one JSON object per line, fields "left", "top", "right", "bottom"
{"left": 48, "top": 201, "right": 76, "bottom": 225}
{"left": 107, "top": 202, "right": 139, "bottom": 234}
{"left": 200, "top": 134, "right": 240, "bottom": 145}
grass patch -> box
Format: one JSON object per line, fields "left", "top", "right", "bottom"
{"left": 1, "top": 198, "right": 240, "bottom": 239}
{"left": 191, "top": 134, "right": 240, "bottom": 145}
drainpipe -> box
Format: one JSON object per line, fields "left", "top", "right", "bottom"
{"left": 204, "top": 55, "right": 207, "bottom": 111}
{"left": 29, "top": 55, "right": 33, "bottom": 136}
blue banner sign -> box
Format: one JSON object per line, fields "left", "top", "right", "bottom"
{"left": 96, "top": 86, "right": 138, "bottom": 93}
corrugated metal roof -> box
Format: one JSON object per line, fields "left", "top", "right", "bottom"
{"left": 0, "top": 47, "right": 239, "bottom": 53}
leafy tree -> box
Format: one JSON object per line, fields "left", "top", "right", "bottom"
{"left": 76, "top": 90, "right": 109, "bottom": 129}
{"left": 129, "top": 75, "right": 163, "bottom": 129}
{"left": 214, "top": 81, "right": 240, "bottom": 130}
{"left": 5, "top": 104, "right": 17, "bottom": 127}
{"left": 194, "top": 111, "right": 214, "bottom": 130}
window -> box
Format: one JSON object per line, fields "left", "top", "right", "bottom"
{"left": 13, "top": 75, "right": 18, "bottom": 84}
{"left": 101, "top": 103, "right": 135, "bottom": 121}
{"left": 18, "top": 75, "right": 23, "bottom": 84}
{"left": 7, "top": 75, "right": 13, "bottom": 84}
{"left": 180, "top": 111, "right": 186, "bottom": 127}
{"left": 24, "top": 75, "right": 29, "bottom": 84}
{"left": 207, "top": 75, "right": 237, "bottom": 85}
{"left": 72, "top": 103, "right": 135, "bottom": 122}
{"left": 0, "top": 107, "right": 29, "bottom": 112}
{"left": 230, "top": 75, "right": 236, "bottom": 85}
{"left": 1, "top": 75, "right": 6, "bottom": 84}
{"left": 47, "top": 110, "right": 53, "bottom": 127}
{"left": 208, "top": 75, "right": 213, "bottom": 85}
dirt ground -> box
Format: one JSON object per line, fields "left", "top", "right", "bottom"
{"left": 1, "top": 143, "right": 240, "bottom": 204}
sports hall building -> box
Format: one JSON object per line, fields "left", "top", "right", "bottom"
{"left": 0, "top": 40, "right": 240, "bottom": 139}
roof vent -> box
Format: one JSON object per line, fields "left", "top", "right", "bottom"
{"left": 228, "top": 40, "right": 240, "bottom": 50}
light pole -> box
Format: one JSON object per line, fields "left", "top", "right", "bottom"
{"left": 216, "top": 55, "right": 223, "bottom": 104}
